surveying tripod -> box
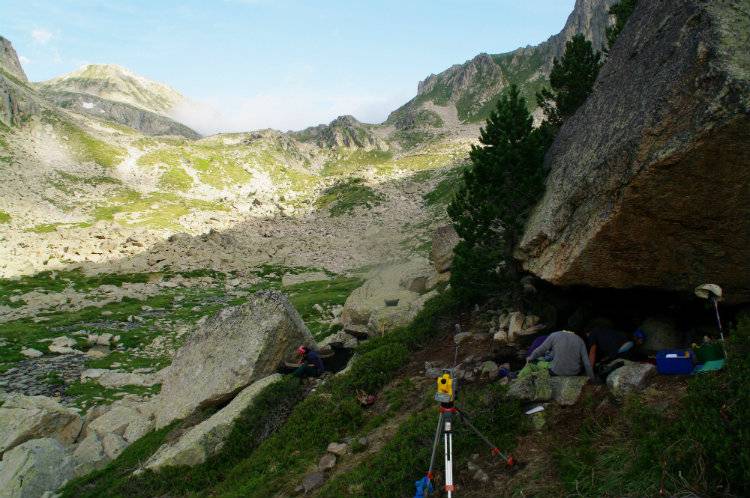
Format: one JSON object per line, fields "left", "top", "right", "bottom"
{"left": 421, "top": 369, "right": 514, "bottom": 497}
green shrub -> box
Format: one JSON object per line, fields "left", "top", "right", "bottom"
{"left": 315, "top": 178, "right": 383, "bottom": 216}
{"left": 0, "top": 210, "right": 10, "bottom": 223}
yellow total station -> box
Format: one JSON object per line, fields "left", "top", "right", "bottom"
{"left": 436, "top": 371, "right": 454, "bottom": 403}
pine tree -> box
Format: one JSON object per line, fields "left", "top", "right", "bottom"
{"left": 537, "top": 33, "right": 602, "bottom": 132}
{"left": 447, "top": 85, "right": 546, "bottom": 302}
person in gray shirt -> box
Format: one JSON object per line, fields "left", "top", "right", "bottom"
{"left": 527, "top": 330, "right": 595, "bottom": 380}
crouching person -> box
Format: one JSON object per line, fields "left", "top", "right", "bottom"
{"left": 526, "top": 330, "right": 595, "bottom": 381}
{"left": 293, "top": 345, "right": 325, "bottom": 378}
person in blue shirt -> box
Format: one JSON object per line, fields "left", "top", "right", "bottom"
{"left": 293, "top": 345, "right": 325, "bottom": 378}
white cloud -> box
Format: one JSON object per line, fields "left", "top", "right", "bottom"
{"left": 19, "top": 55, "right": 31, "bottom": 66}
{"left": 170, "top": 90, "right": 410, "bottom": 136}
{"left": 31, "top": 28, "right": 53, "bottom": 45}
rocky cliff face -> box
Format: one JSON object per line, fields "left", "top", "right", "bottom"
{"left": 37, "top": 64, "right": 184, "bottom": 116}
{"left": 389, "top": 0, "right": 619, "bottom": 124}
{"left": 0, "top": 36, "right": 27, "bottom": 83}
{"left": 517, "top": 0, "right": 750, "bottom": 303}
{"left": 41, "top": 90, "right": 200, "bottom": 138}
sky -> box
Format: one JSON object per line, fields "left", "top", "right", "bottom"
{"left": 1, "top": 0, "right": 575, "bottom": 133}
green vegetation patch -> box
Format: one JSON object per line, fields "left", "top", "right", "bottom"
{"left": 315, "top": 178, "right": 384, "bottom": 216}
{"left": 93, "top": 189, "right": 226, "bottom": 229}
{"left": 322, "top": 149, "right": 393, "bottom": 177}
{"left": 0, "top": 210, "right": 10, "bottom": 224}
{"left": 286, "top": 276, "right": 364, "bottom": 339}
{"left": 55, "top": 119, "right": 127, "bottom": 168}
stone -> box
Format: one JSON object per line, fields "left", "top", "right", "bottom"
{"left": 517, "top": 0, "right": 750, "bottom": 303}
{"left": 493, "top": 330, "right": 509, "bottom": 344}
{"left": 453, "top": 332, "right": 473, "bottom": 345}
{"left": 281, "top": 272, "right": 331, "bottom": 288}
{"left": 48, "top": 337, "right": 81, "bottom": 354}
{"left": 301, "top": 471, "right": 326, "bottom": 493}
{"left": 153, "top": 291, "right": 314, "bottom": 428}
{"left": 507, "top": 312, "right": 525, "bottom": 341}
{"left": 145, "top": 374, "right": 281, "bottom": 471}
{"left": 20, "top": 348, "right": 43, "bottom": 359}
{"left": 549, "top": 376, "right": 588, "bottom": 406}
{"left": 479, "top": 361, "right": 500, "bottom": 379}
{"left": 318, "top": 453, "right": 336, "bottom": 471}
{"left": 101, "top": 433, "right": 128, "bottom": 460}
{"left": 326, "top": 442, "right": 348, "bottom": 456}
{"left": 507, "top": 369, "right": 552, "bottom": 403}
{"left": 72, "top": 433, "right": 109, "bottom": 477}
{"left": 0, "top": 438, "right": 74, "bottom": 498}
{"left": 86, "top": 404, "right": 150, "bottom": 440}
{"left": 607, "top": 361, "right": 657, "bottom": 398}
{"left": 430, "top": 225, "right": 460, "bottom": 273}
{"left": 319, "top": 330, "right": 358, "bottom": 349}
{"left": 639, "top": 317, "right": 681, "bottom": 352}
{"left": 0, "top": 393, "right": 82, "bottom": 455}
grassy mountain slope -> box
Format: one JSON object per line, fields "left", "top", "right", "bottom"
{"left": 37, "top": 64, "right": 185, "bottom": 116}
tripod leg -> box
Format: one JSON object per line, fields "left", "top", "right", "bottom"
{"left": 457, "top": 409, "right": 514, "bottom": 465}
{"left": 427, "top": 412, "right": 443, "bottom": 481}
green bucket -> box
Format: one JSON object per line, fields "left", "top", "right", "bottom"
{"left": 694, "top": 342, "right": 725, "bottom": 363}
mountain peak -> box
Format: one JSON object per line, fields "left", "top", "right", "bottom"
{"left": 38, "top": 63, "right": 184, "bottom": 116}
{"left": 0, "top": 35, "right": 28, "bottom": 82}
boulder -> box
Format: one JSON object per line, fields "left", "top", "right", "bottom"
{"left": 319, "top": 330, "right": 358, "bottom": 349}
{"left": 72, "top": 433, "right": 109, "bottom": 477}
{"left": 0, "top": 438, "right": 74, "bottom": 498}
{"left": 318, "top": 453, "right": 336, "bottom": 471}
{"left": 517, "top": 0, "right": 750, "bottom": 303}
{"left": 154, "top": 291, "right": 313, "bottom": 428}
{"left": 430, "top": 225, "right": 460, "bottom": 273}
{"left": 507, "top": 312, "right": 525, "bottom": 341}
{"left": 85, "top": 401, "right": 154, "bottom": 445}
{"left": 509, "top": 374, "right": 588, "bottom": 406}
{"left": 341, "top": 259, "right": 433, "bottom": 334}
{"left": 101, "top": 433, "right": 128, "bottom": 460}
{"left": 0, "top": 394, "right": 82, "bottom": 455}
{"left": 145, "top": 374, "right": 281, "bottom": 471}
{"left": 301, "top": 471, "right": 326, "bottom": 493}
{"left": 479, "top": 361, "right": 499, "bottom": 379}
{"left": 326, "top": 442, "right": 348, "bottom": 456}
{"left": 549, "top": 376, "right": 588, "bottom": 406}
{"left": 20, "top": 348, "right": 43, "bottom": 359}
{"left": 607, "top": 361, "right": 657, "bottom": 398}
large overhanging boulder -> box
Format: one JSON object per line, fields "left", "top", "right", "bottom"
{"left": 517, "top": 0, "right": 750, "bottom": 302}
{"left": 154, "top": 291, "right": 314, "bottom": 428}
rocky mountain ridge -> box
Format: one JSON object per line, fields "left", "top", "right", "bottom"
{"left": 389, "top": 0, "right": 619, "bottom": 125}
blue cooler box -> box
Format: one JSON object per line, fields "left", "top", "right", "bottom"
{"left": 656, "top": 349, "right": 695, "bottom": 375}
